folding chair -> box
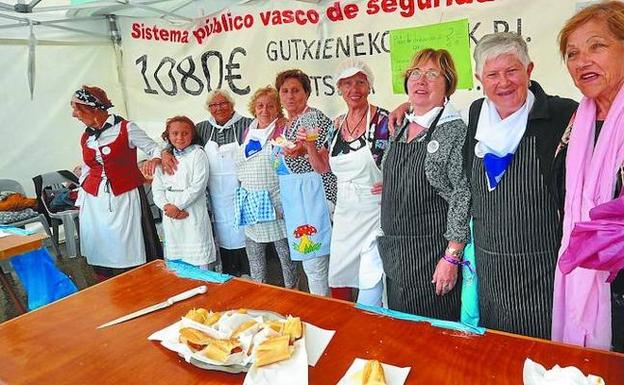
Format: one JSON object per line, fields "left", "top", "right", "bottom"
{"left": 32, "top": 171, "right": 81, "bottom": 258}
{"left": 0, "top": 179, "right": 61, "bottom": 257}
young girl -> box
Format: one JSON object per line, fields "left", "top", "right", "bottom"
{"left": 152, "top": 116, "right": 216, "bottom": 268}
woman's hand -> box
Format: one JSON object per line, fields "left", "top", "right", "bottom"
{"left": 371, "top": 181, "right": 383, "bottom": 195}
{"left": 141, "top": 158, "right": 161, "bottom": 178}
{"left": 163, "top": 203, "right": 187, "bottom": 219}
{"left": 295, "top": 126, "right": 319, "bottom": 145}
{"left": 283, "top": 140, "right": 306, "bottom": 158}
{"left": 388, "top": 102, "right": 411, "bottom": 135}
{"left": 432, "top": 257, "right": 459, "bottom": 296}
{"left": 161, "top": 150, "right": 178, "bottom": 175}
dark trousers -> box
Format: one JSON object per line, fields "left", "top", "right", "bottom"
{"left": 220, "top": 247, "right": 250, "bottom": 276}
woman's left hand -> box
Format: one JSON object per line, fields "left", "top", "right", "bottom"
{"left": 432, "top": 258, "right": 458, "bottom": 296}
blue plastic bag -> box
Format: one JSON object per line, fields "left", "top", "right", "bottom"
{"left": 10, "top": 248, "right": 78, "bottom": 311}
{"left": 460, "top": 220, "right": 480, "bottom": 328}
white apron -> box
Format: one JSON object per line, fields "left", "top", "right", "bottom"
{"left": 328, "top": 108, "right": 384, "bottom": 288}
{"left": 79, "top": 182, "right": 145, "bottom": 268}
{"left": 206, "top": 130, "right": 246, "bottom": 250}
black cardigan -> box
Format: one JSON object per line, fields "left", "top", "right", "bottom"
{"left": 463, "top": 81, "right": 578, "bottom": 199}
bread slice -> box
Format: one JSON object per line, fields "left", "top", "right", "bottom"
{"left": 233, "top": 319, "right": 257, "bottom": 338}
{"left": 282, "top": 316, "right": 303, "bottom": 343}
{"left": 254, "top": 335, "right": 292, "bottom": 367}
{"left": 360, "top": 360, "right": 386, "bottom": 385}
{"left": 203, "top": 312, "right": 221, "bottom": 326}
{"left": 184, "top": 308, "right": 209, "bottom": 324}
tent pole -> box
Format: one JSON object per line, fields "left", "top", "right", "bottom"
{"left": 107, "top": 14, "right": 130, "bottom": 119}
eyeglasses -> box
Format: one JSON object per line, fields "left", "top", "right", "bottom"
{"left": 407, "top": 68, "right": 442, "bottom": 81}
{"left": 208, "top": 101, "right": 231, "bottom": 110}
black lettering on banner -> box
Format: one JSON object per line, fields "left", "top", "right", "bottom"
{"left": 302, "top": 39, "right": 316, "bottom": 60}
{"left": 225, "top": 47, "right": 250, "bottom": 95}
{"left": 380, "top": 31, "right": 390, "bottom": 53}
{"left": 177, "top": 55, "right": 204, "bottom": 96}
{"left": 154, "top": 57, "right": 178, "bottom": 96}
{"left": 493, "top": 20, "right": 509, "bottom": 33}
{"left": 266, "top": 41, "right": 277, "bottom": 61}
{"left": 469, "top": 22, "right": 481, "bottom": 44}
{"left": 310, "top": 75, "right": 322, "bottom": 97}
{"left": 201, "top": 50, "right": 224, "bottom": 91}
{"left": 353, "top": 33, "right": 366, "bottom": 56}
{"left": 135, "top": 54, "right": 159, "bottom": 95}
{"left": 322, "top": 75, "right": 335, "bottom": 96}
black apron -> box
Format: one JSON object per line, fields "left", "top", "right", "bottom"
{"left": 471, "top": 136, "right": 560, "bottom": 339}
{"left": 378, "top": 116, "right": 461, "bottom": 321}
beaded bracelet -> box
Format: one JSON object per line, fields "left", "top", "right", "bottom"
{"left": 442, "top": 254, "right": 474, "bottom": 274}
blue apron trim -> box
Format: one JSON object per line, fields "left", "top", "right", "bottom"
{"left": 234, "top": 187, "right": 276, "bottom": 229}
{"left": 356, "top": 303, "right": 486, "bottom": 335}
{"left": 278, "top": 172, "right": 332, "bottom": 261}
{"left": 166, "top": 259, "right": 232, "bottom": 284}
{"left": 271, "top": 146, "right": 291, "bottom": 175}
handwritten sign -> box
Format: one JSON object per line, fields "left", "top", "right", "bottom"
{"left": 389, "top": 19, "right": 473, "bottom": 94}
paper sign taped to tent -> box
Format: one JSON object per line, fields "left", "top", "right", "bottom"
{"left": 390, "top": 19, "right": 473, "bottom": 94}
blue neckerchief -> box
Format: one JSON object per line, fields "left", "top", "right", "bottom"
{"left": 244, "top": 138, "right": 262, "bottom": 158}
{"left": 483, "top": 152, "right": 514, "bottom": 191}
{"left": 173, "top": 145, "right": 195, "bottom": 157}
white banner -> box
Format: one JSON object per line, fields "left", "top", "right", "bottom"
{"left": 118, "top": 0, "right": 585, "bottom": 126}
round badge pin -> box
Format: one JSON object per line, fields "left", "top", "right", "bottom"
{"left": 101, "top": 146, "right": 111, "bottom": 155}
{"left": 427, "top": 140, "right": 440, "bottom": 154}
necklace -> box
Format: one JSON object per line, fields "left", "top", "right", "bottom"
{"left": 343, "top": 107, "right": 368, "bottom": 140}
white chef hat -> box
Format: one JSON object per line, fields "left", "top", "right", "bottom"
{"left": 334, "top": 58, "right": 374, "bottom": 89}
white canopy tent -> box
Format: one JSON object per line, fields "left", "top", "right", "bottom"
{"left": 0, "top": 0, "right": 586, "bottom": 196}
{"left": 0, "top": 0, "right": 271, "bottom": 194}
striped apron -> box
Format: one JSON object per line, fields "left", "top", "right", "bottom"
{"left": 471, "top": 136, "right": 561, "bottom": 339}
{"left": 378, "top": 123, "right": 461, "bottom": 320}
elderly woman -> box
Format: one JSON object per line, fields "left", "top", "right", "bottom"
{"left": 325, "top": 59, "right": 389, "bottom": 304}
{"left": 464, "top": 33, "right": 577, "bottom": 338}
{"left": 377, "top": 49, "right": 470, "bottom": 319}
{"left": 71, "top": 85, "right": 162, "bottom": 280}
{"left": 234, "top": 86, "right": 298, "bottom": 289}
{"left": 163, "top": 89, "right": 252, "bottom": 276}
{"left": 553, "top": 1, "right": 624, "bottom": 352}
{"left": 273, "top": 69, "right": 337, "bottom": 296}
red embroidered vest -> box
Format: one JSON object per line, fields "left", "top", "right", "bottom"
{"left": 81, "top": 120, "right": 145, "bottom": 196}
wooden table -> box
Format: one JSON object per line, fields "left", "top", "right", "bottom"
{"left": 0, "top": 232, "right": 48, "bottom": 313}
{"left": 0, "top": 260, "right": 622, "bottom": 385}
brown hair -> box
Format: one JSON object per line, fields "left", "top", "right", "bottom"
{"left": 403, "top": 48, "right": 458, "bottom": 97}
{"left": 161, "top": 115, "right": 202, "bottom": 146}
{"left": 559, "top": 1, "right": 624, "bottom": 59}
{"left": 248, "top": 86, "right": 284, "bottom": 118}
{"left": 275, "top": 69, "right": 312, "bottom": 96}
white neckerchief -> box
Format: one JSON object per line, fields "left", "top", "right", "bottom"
{"left": 242, "top": 118, "right": 277, "bottom": 151}
{"left": 475, "top": 90, "right": 535, "bottom": 157}
{"left": 207, "top": 112, "right": 243, "bottom": 131}
{"left": 405, "top": 105, "right": 444, "bottom": 128}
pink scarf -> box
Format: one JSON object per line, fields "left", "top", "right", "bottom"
{"left": 552, "top": 85, "right": 624, "bottom": 350}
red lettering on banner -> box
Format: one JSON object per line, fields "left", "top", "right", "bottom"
{"left": 130, "top": 22, "right": 189, "bottom": 43}
{"left": 327, "top": 2, "right": 360, "bottom": 21}
{"left": 260, "top": 9, "right": 320, "bottom": 26}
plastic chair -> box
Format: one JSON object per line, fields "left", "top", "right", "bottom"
{"left": 0, "top": 179, "right": 61, "bottom": 257}
{"left": 32, "top": 171, "right": 81, "bottom": 258}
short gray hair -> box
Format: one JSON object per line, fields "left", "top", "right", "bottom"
{"left": 204, "top": 88, "right": 235, "bottom": 111}
{"left": 473, "top": 32, "right": 531, "bottom": 76}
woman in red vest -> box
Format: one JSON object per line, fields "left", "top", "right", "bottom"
{"left": 71, "top": 85, "right": 163, "bottom": 280}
